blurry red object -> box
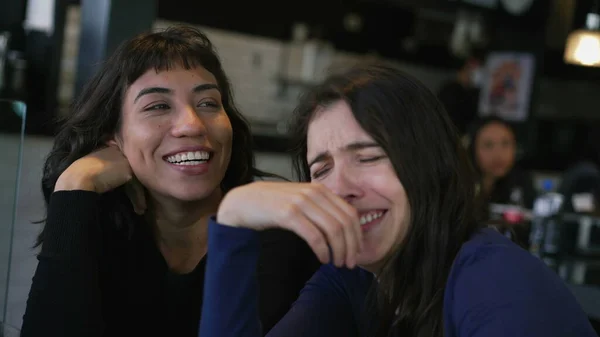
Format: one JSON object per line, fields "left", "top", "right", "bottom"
{"left": 503, "top": 209, "right": 524, "bottom": 224}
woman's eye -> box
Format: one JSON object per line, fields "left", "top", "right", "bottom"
{"left": 145, "top": 103, "right": 169, "bottom": 111}
{"left": 198, "top": 100, "right": 220, "bottom": 108}
{"left": 312, "top": 168, "right": 330, "bottom": 179}
{"left": 483, "top": 142, "right": 494, "bottom": 149}
{"left": 359, "top": 156, "right": 385, "bottom": 163}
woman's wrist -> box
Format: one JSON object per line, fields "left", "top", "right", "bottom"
{"left": 54, "top": 171, "right": 96, "bottom": 192}
{"left": 216, "top": 206, "right": 241, "bottom": 227}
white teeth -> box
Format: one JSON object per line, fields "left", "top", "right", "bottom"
{"left": 166, "top": 151, "right": 210, "bottom": 164}
{"left": 173, "top": 160, "right": 204, "bottom": 166}
{"left": 359, "top": 211, "right": 384, "bottom": 226}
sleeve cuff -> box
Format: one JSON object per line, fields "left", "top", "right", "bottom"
{"left": 208, "top": 216, "right": 260, "bottom": 252}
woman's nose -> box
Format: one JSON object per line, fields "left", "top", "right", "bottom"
{"left": 323, "top": 167, "right": 365, "bottom": 202}
{"left": 172, "top": 105, "right": 206, "bottom": 137}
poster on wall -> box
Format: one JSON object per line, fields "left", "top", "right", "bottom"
{"left": 478, "top": 52, "right": 535, "bottom": 122}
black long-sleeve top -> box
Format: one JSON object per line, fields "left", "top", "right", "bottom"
{"left": 20, "top": 190, "right": 319, "bottom": 337}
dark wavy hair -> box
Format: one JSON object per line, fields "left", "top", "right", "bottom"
{"left": 36, "top": 25, "right": 276, "bottom": 246}
{"left": 289, "top": 62, "right": 481, "bottom": 337}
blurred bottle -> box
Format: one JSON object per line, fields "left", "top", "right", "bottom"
{"left": 502, "top": 186, "right": 527, "bottom": 243}
{"left": 529, "top": 179, "right": 564, "bottom": 267}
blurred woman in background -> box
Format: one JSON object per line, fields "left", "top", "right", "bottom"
{"left": 467, "top": 116, "right": 536, "bottom": 243}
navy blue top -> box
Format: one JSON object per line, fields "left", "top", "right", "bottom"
{"left": 199, "top": 219, "right": 598, "bottom": 337}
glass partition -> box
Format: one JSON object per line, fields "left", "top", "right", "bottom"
{"left": 0, "top": 99, "right": 26, "bottom": 336}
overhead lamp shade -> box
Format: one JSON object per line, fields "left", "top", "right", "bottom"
{"left": 564, "top": 30, "right": 600, "bottom": 67}
{"left": 564, "top": 13, "right": 600, "bottom": 67}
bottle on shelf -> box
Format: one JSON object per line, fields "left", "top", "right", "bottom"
{"left": 529, "top": 179, "right": 564, "bottom": 267}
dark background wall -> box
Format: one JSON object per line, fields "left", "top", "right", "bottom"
{"left": 1, "top": 0, "right": 600, "bottom": 170}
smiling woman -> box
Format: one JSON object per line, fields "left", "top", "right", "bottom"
{"left": 199, "top": 63, "right": 598, "bottom": 337}
{"left": 118, "top": 67, "right": 232, "bottom": 204}
{"left": 19, "top": 26, "right": 320, "bottom": 337}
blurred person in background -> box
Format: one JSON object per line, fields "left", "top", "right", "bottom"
{"left": 467, "top": 116, "right": 535, "bottom": 244}
{"left": 20, "top": 26, "right": 319, "bottom": 337}
{"left": 559, "top": 129, "right": 600, "bottom": 214}
{"left": 437, "top": 50, "right": 486, "bottom": 136}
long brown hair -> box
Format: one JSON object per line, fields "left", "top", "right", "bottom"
{"left": 37, "top": 26, "right": 277, "bottom": 245}
{"left": 289, "top": 62, "right": 481, "bottom": 336}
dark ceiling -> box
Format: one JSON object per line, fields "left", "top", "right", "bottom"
{"left": 56, "top": 0, "right": 600, "bottom": 80}
{"left": 156, "top": 0, "right": 567, "bottom": 73}
{"left": 157, "top": 0, "right": 600, "bottom": 81}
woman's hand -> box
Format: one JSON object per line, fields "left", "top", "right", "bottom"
{"left": 54, "top": 143, "right": 146, "bottom": 214}
{"left": 217, "top": 181, "right": 362, "bottom": 268}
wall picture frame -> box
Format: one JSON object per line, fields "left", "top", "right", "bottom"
{"left": 478, "top": 52, "right": 536, "bottom": 122}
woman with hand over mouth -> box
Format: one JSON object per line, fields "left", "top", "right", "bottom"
{"left": 199, "top": 63, "right": 597, "bottom": 337}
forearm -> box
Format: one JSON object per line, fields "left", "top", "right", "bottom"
{"left": 199, "top": 219, "right": 262, "bottom": 337}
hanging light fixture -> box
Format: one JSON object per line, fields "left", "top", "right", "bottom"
{"left": 564, "top": 2, "right": 600, "bottom": 67}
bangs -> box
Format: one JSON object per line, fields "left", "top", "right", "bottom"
{"left": 119, "top": 28, "right": 221, "bottom": 86}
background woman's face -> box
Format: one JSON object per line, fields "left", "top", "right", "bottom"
{"left": 475, "top": 122, "right": 516, "bottom": 179}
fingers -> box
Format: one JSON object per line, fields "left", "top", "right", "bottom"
{"left": 312, "top": 183, "right": 363, "bottom": 252}
{"left": 106, "top": 139, "right": 119, "bottom": 147}
{"left": 125, "top": 177, "right": 146, "bottom": 215}
{"left": 303, "top": 200, "right": 348, "bottom": 267}
{"left": 105, "top": 137, "right": 124, "bottom": 152}
{"left": 284, "top": 185, "right": 361, "bottom": 268}
{"left": 305, "top": 184, "right": 362, "bottom": 266}
{"left": 342, "top": 221, "right": 358, "bottom": 268}
{"left": 132, "top": 177, "right": 147, "bottom": 214}
{"left": 299, "top": 195, "right": 354, "bottom": 268}
{"left": 283, "top": 199, "right": 346, "bottom": 266}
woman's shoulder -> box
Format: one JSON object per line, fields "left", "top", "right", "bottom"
{"left": 447, "top": 228, "right": 569, "bottom": 303}
{"left": 444, "top": 228, "right": 591, "bottom": 332}
{"left": 450, "top": 228, "right": 553, "bottom": 280}
{"left": 443, "top": 230, "right": 596, "bottom": 336}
